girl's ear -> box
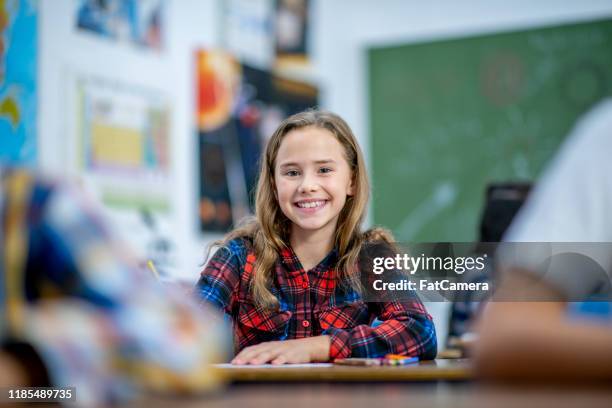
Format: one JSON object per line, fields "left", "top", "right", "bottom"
{"left": 347, "top": 176, "right": 355, "bottom": 197}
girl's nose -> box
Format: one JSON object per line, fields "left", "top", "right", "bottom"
{"left": 298, "top": 175, "right": 318, "bottom": 193}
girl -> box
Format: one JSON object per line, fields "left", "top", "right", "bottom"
{"left": 196, "top": 110, "right": 437, "bottom": 364}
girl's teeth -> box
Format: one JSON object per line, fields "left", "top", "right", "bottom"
{"left": 299, "top": 201, "right": 324, "bottom": 208}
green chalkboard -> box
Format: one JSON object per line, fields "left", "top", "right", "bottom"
{"left": 369, "top": 18, "right": 612, "bottom": 242}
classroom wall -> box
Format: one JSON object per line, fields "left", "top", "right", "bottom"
{"left": 36, "top": 0, "right": 612, "bottom": 347}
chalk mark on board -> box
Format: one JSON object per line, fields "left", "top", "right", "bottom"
{"left": 396, "top": 181, "right": 458, "bottom": 240}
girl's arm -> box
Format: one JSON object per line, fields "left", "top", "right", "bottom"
{"left": 323, "top": 300, "right": 438, "bottom": 360}
{"left": 195, "top": 241, "right": 244, "bottom": 315}
{"left": 322, "top": 240, "right": 437, "bottom": 360}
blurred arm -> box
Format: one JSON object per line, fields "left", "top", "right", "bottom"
{"left": 474, "top": 268, "right": 612, "bottom": 382}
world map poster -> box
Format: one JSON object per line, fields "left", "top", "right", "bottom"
{"left": 0, "top": 0, "right": 37, "bottom": 166}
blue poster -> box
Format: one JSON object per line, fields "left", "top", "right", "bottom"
{"left": 0, "top": 0, "right": 37, "bottom": 167}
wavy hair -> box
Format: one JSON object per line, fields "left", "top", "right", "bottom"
{"left": 209, "top": 109, "right": 392, "bottom": 309}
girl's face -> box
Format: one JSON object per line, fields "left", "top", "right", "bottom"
{"left": 274, "top": 126, "right": 354, "bottom": 238}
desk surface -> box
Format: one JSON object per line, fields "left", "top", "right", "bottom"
{"left": 212, "top": 359, "right": 472, "bottom": 382}
{"left": 142, "top": 383, "right": 612, "bottom": 408}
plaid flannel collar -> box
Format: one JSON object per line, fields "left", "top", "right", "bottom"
{"left": 279, "top": 245, "right": 338, "bottom": 277}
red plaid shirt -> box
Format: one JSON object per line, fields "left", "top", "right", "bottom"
{"left": 196, "top": 238, "right": 437, "bottom": 360}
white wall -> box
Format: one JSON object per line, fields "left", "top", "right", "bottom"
{"left": 38, "top": 0, "right": 612, "bottom": 346}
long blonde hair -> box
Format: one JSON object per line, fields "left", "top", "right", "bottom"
{"left": 211, "top": 109, "right": 392, "bottom": 309}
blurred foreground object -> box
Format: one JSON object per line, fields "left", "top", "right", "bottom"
{"left": 0, "top": 168, "right": 229, "bottom": 405}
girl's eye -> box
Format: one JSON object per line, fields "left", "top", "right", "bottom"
{"left": 319, "top": 167, "right": 332, "bottom": 174}
{"left": 285, "top": 170, "right": 300, "bottom": 177}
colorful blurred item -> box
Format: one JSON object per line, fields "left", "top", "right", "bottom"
{"left": 196, "top": 50, "right": 241, "bottom": 132}
{"left": 0, "top": 0, "right": 37, "bottom": 167}
{"left": 0, "top": 168, "right": 229, "bottom": 405}
{"left": 76, "top": 0, "right": 165, "bottom": 51}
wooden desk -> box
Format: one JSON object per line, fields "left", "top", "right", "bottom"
{"left": 142, "top": 383, "right": 612, "bottom": 408}
{"left": 212, "top": 359, "right": 472, "bottom": 382}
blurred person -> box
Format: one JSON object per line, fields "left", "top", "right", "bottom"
{"left": 0, "top": 168, "right": 229, "bottom": 405}
{"left": 196, "top": 110, "right": 437, "bottom": 364}
{"left": 474, "top": 99, "right": 612, "bottom": 381}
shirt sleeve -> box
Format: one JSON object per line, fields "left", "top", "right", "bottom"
{"left": 6, "top": 179, "right": 230, "bottom": 405}
{"left": 503, "top": 100, "right": 612, "bottom": 300}
{"left": 195, "top": 239, "right": 245, "bottom": 315}
{"left": 506, "top": 100, "right": 612, "bottom": 243}
{"left": 323, "top": 300, "right": 437, "bottom": 360}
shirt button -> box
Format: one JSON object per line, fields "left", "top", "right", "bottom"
{"left": 302, "top": 281, "right": 309, "bottom": 289}
{"left": 302, "top": 320, "right": 310, "bottom": 328}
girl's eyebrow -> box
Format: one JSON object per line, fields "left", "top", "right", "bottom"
{"left": 278, "top": 159, "right": 337, "bottom": 168}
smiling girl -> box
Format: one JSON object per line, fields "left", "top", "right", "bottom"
{"left": 196, "top": 110, "right": 436, "bottom": 364}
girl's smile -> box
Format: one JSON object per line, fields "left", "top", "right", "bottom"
{"left": 294, "top": 199, "right": 329, "bottom": 213}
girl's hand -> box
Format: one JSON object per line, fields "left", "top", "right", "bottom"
{"left": 231, "top": 335, "right": 331, "bottom": 365}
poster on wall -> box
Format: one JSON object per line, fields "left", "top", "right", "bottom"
{"left": 75, "top": 0, "right": 164, "bottom": 51}
{"left": 220, "top": 0, "right": 312, "bottom": 77}
{"left": 72, "top": 75, "right": 171, "bottom": 212}
{"left": 196, "top": 50, "right": 242, "bottom": 233}
{"left": 274, "top": 0, "right": 310, "bottom": 75}
{"left": 196, "top": 49, "right": 318, "bottom": 233}
{"left": 66, "top": 74, "right": 176, "bottom": 278}
{"left": 221, "top": 0, "right": 275, "bottom": 69}
{"left": 0, "top": 0, "right": 37, "bottom": 166}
